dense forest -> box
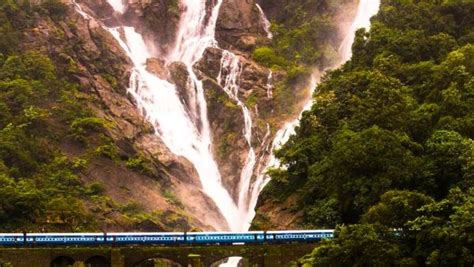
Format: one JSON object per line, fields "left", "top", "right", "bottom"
{"left": 0, "top": 0, "right": 190, "bottom": 232}
{"left": 256, "top": 0, "right": 473, "bottom": 265}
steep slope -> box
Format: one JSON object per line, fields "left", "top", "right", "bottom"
{"left": 0, "top": 0, "right": 200, "bottom": 232}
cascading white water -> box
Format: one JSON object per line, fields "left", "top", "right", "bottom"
{"left": 266, "top": 71, "right": 274, "bottom": 99}
{"left": 168, "top": 0, "right": 223, "bottom": 65}
{"left": 97, "top": 0, "right": 241, "bottom": 231}
{"left": 217, "top": 51, "right": 257, "bottom": 231}
{"left": 107, "top": 0, "right": 125, "bottom": 14}
{"left": 74, "top": 0, "right": 380, "bottom": 237}
{"left": 256, "top": 4, "right": 273, "bottom": 39}
{"left": 339, "top": 0, "right": 381, "bottom": 60}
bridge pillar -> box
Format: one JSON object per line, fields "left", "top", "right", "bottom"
{"left": 188, "top": 254, "right": 203, "bottom": 267}
{"left": 111, "top": 249, "right": 125, "bottom": 267}
{"left": 72, "top": 261, "right": 85, "bottom": 267}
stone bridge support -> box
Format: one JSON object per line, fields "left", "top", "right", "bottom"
{"left": 0, "top": 243, "right": 316, "bottom": 267}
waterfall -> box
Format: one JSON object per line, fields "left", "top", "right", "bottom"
{"left": 73, "top": 0, "right": 380, "bottom": 236}
{"left": 339, "top": 0, "right": 381, "bottom": 60}
{"left": 266, "top": 71, "right": 274, "bottom": 99}
{"left": 217, "top": 51, "right": 257, "bottom": 231}
{"left": 107, "top": 0, "right": 125, "bottom": 14}
{"left": 256, "top": 4, "right": 273, "bottom": 39}
{"left": 94, "top": 0, "right": 240, "bottom": 231}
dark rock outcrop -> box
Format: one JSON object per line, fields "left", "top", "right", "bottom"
{"left": 216, "top": 0, "right": 269, "bottom": 51}
{"left": 21, "top": 1, "right": 231, "bottom": 231}
{"left": 194, "top": 47, "right": 275, "bottom": 198}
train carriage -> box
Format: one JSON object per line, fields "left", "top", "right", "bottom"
{"left": 187, "top": 231, "right": 264, "bottom": 244}
{"left": 26, "top": 233, "right": 104, "bottom": 246}
{"left": 107, "top": 232, "right": 185, "bottom": 245}
{"left": 0, "top": 233, "right": 24, "bottom": 246}
{"left": 267, "top": 230, "right": 334, "bottom": 243}
{"left": 0, "top": 230, "right": 334, "bottom": 247}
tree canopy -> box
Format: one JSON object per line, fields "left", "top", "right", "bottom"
{"left": 256, "top": 0, "right": 473, "bottom": 264}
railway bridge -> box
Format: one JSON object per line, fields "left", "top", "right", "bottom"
{"left": 0, "top": 243, "right": 316, "bottom": 266}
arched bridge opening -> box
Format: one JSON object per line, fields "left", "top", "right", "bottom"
{"left": 210, "top": 256, "right": 254, "bottom": 267}
{"left": 85, "top": 255, "right": 110, "bottom": 267}
{"left": 50, "top": 256, "right": 75, "bottom": 267}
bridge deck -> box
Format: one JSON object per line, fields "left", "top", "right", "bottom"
{"left": 0, "top": 243, "right": 317, "bottom": 266}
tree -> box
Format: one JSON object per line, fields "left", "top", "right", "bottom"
{"left": 408, "top": 187, "right": 474, "bottom": 266}
{"left": 362, "top": 190, "right": 434, "bottom": 230}
{"left": 301, "top": 224, "right": 401, "bottom": 267}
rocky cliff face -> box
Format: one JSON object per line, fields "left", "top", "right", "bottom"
{"left": 71, "top": 0, "right": 295, "bottom": 229}
{"left": 21, "top": 0, "right": 356, "bottom": 231}
{"left": 16, "top": 0, "right": 234, "bottom": 231}
{"left": 216, "top": 0, "right": 269, "bottom": 51}
{"left": 123, "top": 0, "right": 180, "bottom": 55}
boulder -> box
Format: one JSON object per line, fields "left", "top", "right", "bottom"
{"left": 146, "top": 58, "right": 168, "bottom": 79}
{"left": 216, "top": 0, "right": 268, "bottom": 50}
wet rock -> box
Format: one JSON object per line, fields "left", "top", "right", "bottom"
{"left": 216, "top": 0, "right": 268, "bottom": 50}
{"left": 169, "top": 61, "right": 196, "bottom": 118}
{"left": 146, "top": 58, "right": 168, "bottom": 79}
{"left": 193, "top": 47, "right": 224, "bottom": 79}
{"left": 79, "top": 0, "right": 120, "bottom": 26}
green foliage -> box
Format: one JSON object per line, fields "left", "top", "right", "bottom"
{"left": 407, "top": 188, "right": 474, "bottom": 265}
{"left": 126, "top": 155, "right": 153, "bottom": 175}
{"left": 362, "top": 190, "right": 434, "bottom": 230}
{"left": 0, "top": 49, "right": 117, "bottom": 231}
{"left": 252, "top": 0, "right": 350, "bottom": 117}
{"left": 303, "top": 188, "right": 474, "bottom": 266}
{"left": 39, "top": 0, "right": 68, "bottom": 20}
{"left": 70, "top": 117, "right": 108, "bottom": 143}
{"left": 252, "top": 46, "right": 287, "bottom": 68}
{"left": 301, "top": 224, "right": 401, "bottom": 267}
{"left": 255, "top": 0, "right": 474, "bottom": 264}
{"left": 95, "top": 143, "right": 119, "bottom": 161}
{"left": 266, "top": 0, "right": 474, "bottom": 226}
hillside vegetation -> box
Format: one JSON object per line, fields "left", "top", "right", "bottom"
{"left": 256, "top": 0, "right": 473, "bottom": 265}
{"left": 0, "top": 0, "right": 191, "bottom": 232}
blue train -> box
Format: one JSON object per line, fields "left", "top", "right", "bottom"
{"left": 0, "top": 230, "right": 334, "bottom": 246}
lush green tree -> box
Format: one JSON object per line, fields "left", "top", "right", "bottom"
{"left": 301, "top": 224, "right": 402, "bottom": 267}
{"left": 362, "top": 190, "right": 434, "bottom": 230}
{"left": 253, "top": 0, "right": 474, "bottom": 264}
{"left": 408, "top": 188, "right": 474, "bottom": 266}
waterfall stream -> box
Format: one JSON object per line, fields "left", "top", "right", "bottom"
{"left": 217, "top": 51, "right": 257, "bottom": 232}
{"left": 256, "top": 4, "right": 273, "bottom": 39}
{"left": 73, "top": 0, "right": 381, "bottom": 237}
{"left": 102, "top": 0, "right": 240, "bottom": 231}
